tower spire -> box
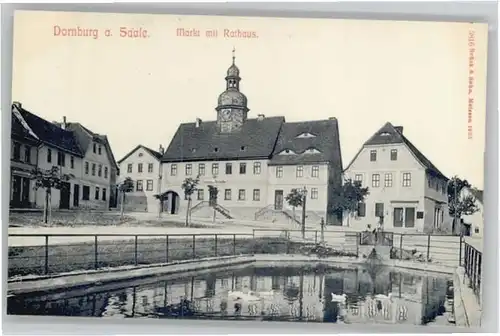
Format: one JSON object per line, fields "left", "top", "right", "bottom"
{"left": 232, "top": 47, "right": 236, "bottom": 65}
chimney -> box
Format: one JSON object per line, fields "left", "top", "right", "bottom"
{"left": 394, "top": 126, "right": 403, "bottom": 134}
{"left": 159, "top": 144, "right": 165, "bottom": 155}
{"left": 62, "top": 116, "right": 67, "bottom": 130}
{"left": 257, "top": 114, "right": 265, "bottom": 121}
{"left": 195, "top": 118, "right": 202, "bottom": 128}
{"left": 329, "top": 117, "right": 337, "bottom": 120}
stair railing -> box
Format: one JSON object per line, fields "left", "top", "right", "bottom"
{"left": 254, "top": 204, "right": 274, "bottom": 220}
{"left": 214, "top": 203, "right": 233, "bottom": 219}
{"left": 189, "top": 201, "right": 209, "bottom": 216}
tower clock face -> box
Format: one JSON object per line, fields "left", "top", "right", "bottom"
{"left": 220, "top": 109, "right": 232, "bottom": 121}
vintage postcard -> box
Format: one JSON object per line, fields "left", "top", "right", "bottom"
{"left": 6, "top": 10, "right": 488, "bottom": 329}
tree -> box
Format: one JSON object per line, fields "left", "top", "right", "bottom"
{"left": 285, "top": 188, "right": 305, "bottom": 225}
{"left": 153, "top": 192, "right": 165, "bottom": 219}
{"left": 181, "top": 176, "right": 200, "bottom": 227}
{"left": 328, "top": 179, "right": 370, "bottom": 227}
{"left": 118, "top": 177, "right": 134, "bottom": 219}
{"left": 447, "top": 176, "right": 479, "bottom": 233}
{"left": 30, "top": 166, "right": 74, "bottom": 224}
{"left": 208, "top": 185, "right": 219, "bottom": 223}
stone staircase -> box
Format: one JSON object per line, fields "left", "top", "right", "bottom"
{"left": 189, "top": 201, "right": 234, "bottom": 220}
{"left": 213, "top": 204, "right": 233, "bottom": 219}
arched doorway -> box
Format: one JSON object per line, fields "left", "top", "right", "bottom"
{"left": 161, "top": 191, "right": 180, "bottom": 215}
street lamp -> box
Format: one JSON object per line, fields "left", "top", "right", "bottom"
{"left": 211, "top": 174, "right": 218, "bottom": 223}
{"left": 301, "top": 186, "right": 307, "bottom": 239}
{"left": 447, "top": 179, "right": 459, "bottom": 235}
{"left": 157, "top": 173, "right": 163, "bottom": 218}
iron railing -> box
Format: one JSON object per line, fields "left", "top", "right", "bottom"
{"left": 8, "top": 230, "right": 466, "bottom": 278}
{"left": 8, "top": 233, "right": 267, "bottom": 277}
{"left": 252, "top": 229, "right": 464, "bottom": 265}
{"left": 463, "top": 240, "right": 482, "bottom": 305}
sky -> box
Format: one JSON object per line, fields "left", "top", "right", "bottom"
{"left": 11, "top": 10, "right": 488, "bottom": 189}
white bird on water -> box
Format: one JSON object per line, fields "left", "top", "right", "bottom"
{"left": 331, "top": 293, "right": 347, "bottom": 303}
{"left": 257, "top": 290, "right": 276, "bottom": 298}
{"left": 228, "top": 290, "right": 262, "bottom": 302}
{"left": 374, "top": 293, "right": 393, "bottom": 301}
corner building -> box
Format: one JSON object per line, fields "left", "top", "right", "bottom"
{"left": 160, "top": 52, "right": 343, "bottom": 225}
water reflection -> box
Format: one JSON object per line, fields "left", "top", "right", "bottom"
{"left": 7, "top": 265, "right": 453, "bottom": 326}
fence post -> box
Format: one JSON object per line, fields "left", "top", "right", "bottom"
{"left": 355, "top": 232, "right": 359, "bottom": 258}
{"left": 44, "top": 235, "right": 49, "bottom": 275}
{"left": 134, "top": 235, "right": 138, "bottom": 266}
{"left": 192, "top": 235, "right": 196, "bottom": 259}
{"left": 214, "top": 234, "right": 218, "bottom": 257}
{"left": 94, "top": 235, "right": 98, "bottom": 270}
{"left": 252, "top": 229, "right": 255, "bottom": 238}
{"left": 166, "top": 235, "right": 169, "bottom": 263}
{"left": 315, "top": 231, "right": 318, "bottom": 244}
{"left": 400, "top": 234, "right": 403, "bottom": 259}
{"left": 459, "top": 235, "right": 463, "bottom": 266}
{"left": 233, "top": 234, "right": 237, "bottom": 255}
{"left": 426, "top": 234, "right": 431, "bottom": 261}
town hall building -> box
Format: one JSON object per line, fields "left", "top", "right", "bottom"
{"left": 119, "top": 51, "right": 344, "bottom": 225}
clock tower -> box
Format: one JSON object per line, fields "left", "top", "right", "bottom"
{"left": 216, "top": 49, "right": 250, "bottom": 133}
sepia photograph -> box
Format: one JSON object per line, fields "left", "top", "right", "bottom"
{"left": 6, "top": 9, "right": 488, "bottom": 329}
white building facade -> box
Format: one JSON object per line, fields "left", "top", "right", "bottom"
{"left": 141, "top": 52, "right": 343, "bottom": 225}
{"left": 343, "top": 123, "right": 451, "bottom": 233}
{"left": 117, "top": 145, "right": 163, "bottom": 212}
{"left": 11, "top": 102, "right": 118, "bottom": 210}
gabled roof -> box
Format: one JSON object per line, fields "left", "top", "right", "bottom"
{"left": 345, "top": 122, "right": 447, "bottom": 179}
{"left": 11, "top": 111, "right": 40, "bottom": 144}
{"left": 118, "top": 144, "right": 163, "bottom": 164}
{"left": 13, "top": 103, "right": 84, "bottom": 157}
{"left": 268, "top": 118, "right": 342, "bottom": 166}
{"left": 161, "top": 116, "right": 285, "bottom": 162}
{"left": 464, "top": 187, "right": 484, "bottom": 204}
{"left": 66, "top": 122, "right": 119, "bottom": 169}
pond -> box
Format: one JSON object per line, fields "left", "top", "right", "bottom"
{"left": 7, "top": 264, "right": 455, "bottom": 326}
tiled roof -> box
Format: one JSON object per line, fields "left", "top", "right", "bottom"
{"left": 118, "top": 144, "right": 163, "bottom": 164}
{"left": 161, "top": 117, "right": 285, "bottom": 162}
{"left": 346, "top": 122, "right": 447, "bottom": 179}
{"left": 66, "top": 122, "right": 119, "bottom": 169}
{"left": 14, "top": 104, "right": 83, "bottom": 157}
{"left": 268, "top": 118, "right": 342, "bottom": 166}
{"left": 11, "top": 111, "right": 38, "bottom": 143}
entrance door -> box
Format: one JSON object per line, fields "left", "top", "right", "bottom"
{"left": 21, "top": 177, "right": 30, "bottom": 207}
{"left": 59, "top": 181, "right": 71, "bottom": 209}
{"left": 404, "top": 207, "right": 415, "bottom": 228}
{"left": 274, "top": 190, "right": 284, "bottom": 210}
{"left": 393, "top": 208, "right": 403, "bottom": 227}
{"left": 73, "top": 184, "right": 80, "bottom": 207}
{"left": 11, "top": 175, "right": 22, "bottom": 207}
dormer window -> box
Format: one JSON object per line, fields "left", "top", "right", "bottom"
{"left": 214, "top": 148, "right": 219, "bottom": 152}
{"left": 138, "top": 153, "right": 143, "bottom": 157}
{"left": 191, "top": 148, "right": 197, "bottom": 153}
{"left": 278, "top": 149, "right": 296, "bottom": 155}
{"left": 380, "top": 132, "right": 391, "bottom": 137}
{"left": 240, "top": 146, "right": 246, "bottom": 151}
{"left": 305, "top": 148, "right": 321, "bottom": 154}
{"left": 296, "top": 132, "right": 316, "bottom": 139}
